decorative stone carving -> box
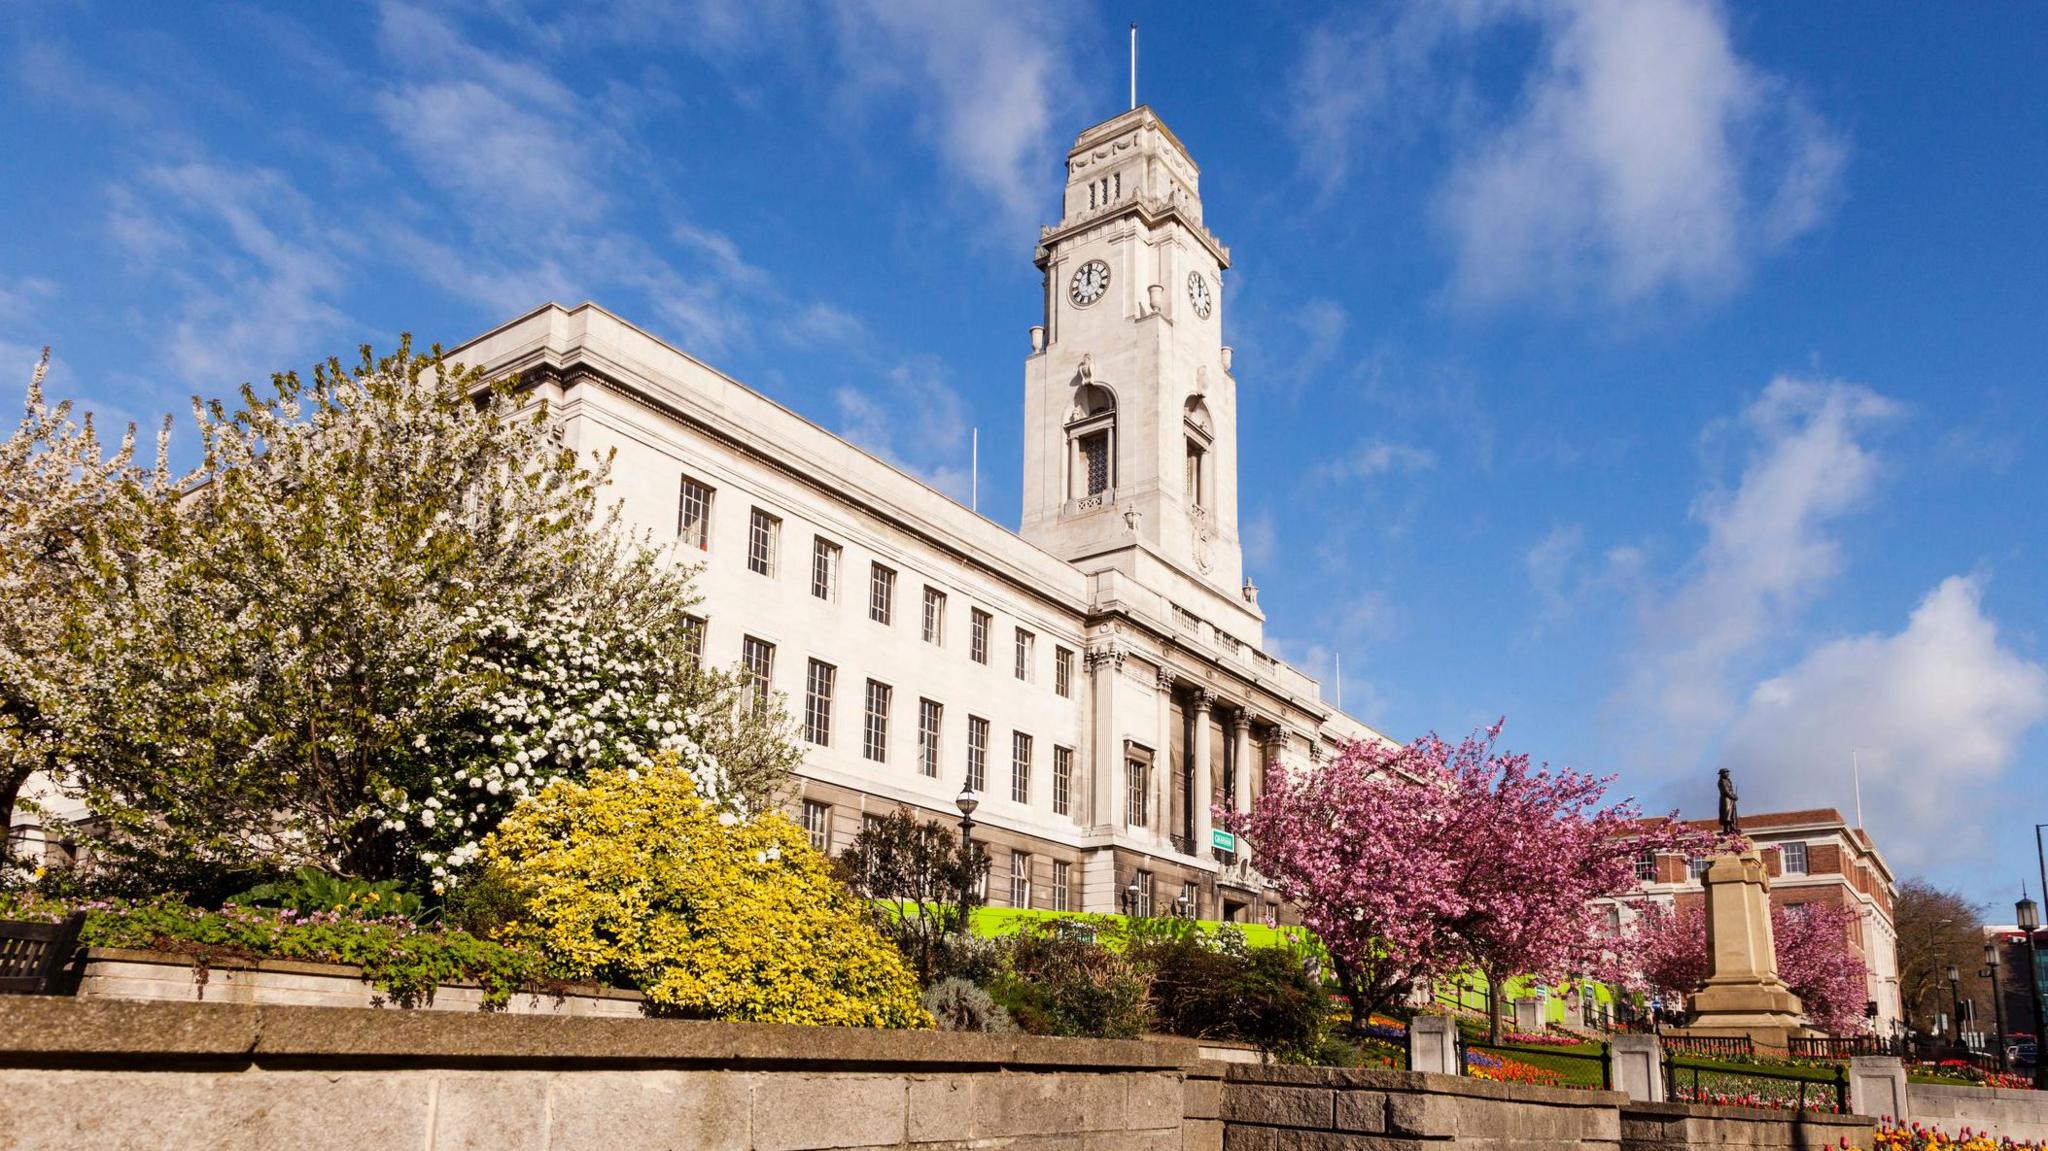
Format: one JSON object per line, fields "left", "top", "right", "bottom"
{"left": 1189, "top": 688, "right": 1214, "bottom": 715}
{"left": 1085, "top": 644, "right": 1125, "bottom": 674}
{"left": 1155, "top": 668, "right": 1176, "bottom": 692}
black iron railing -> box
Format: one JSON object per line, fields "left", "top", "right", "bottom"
{"left": 1662, "top": 1058, "right": 1847, "bottom": 1113}
{"left": 1788, "top": 1036, "right": 1891, "bottom": 1060}
{"left": 1458, "top": 1035, "right": 1613, "bottom": 1091}
{"left": 1661, "top": 1035, "right": 1755, "bottom": 1059}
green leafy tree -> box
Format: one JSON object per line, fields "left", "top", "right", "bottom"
{"left": 836, "top": 809, "right": 987, "bottom": 983}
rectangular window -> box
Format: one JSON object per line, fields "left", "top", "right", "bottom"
{"left": 863, "top": 680, "right": 892, "bottom": 763}
{"left": 678, "top": 476, "right": 714, "bottom": 549}
{"left": 747, "top": 508, "right": 779, "bottom": 576}
{"left": 868, "top": 563, "right": 896, "bottom": 625}
{"left": 1782, "top": 841, "right": 1809, "bottom": 875}
{"left": 969, "top": 609, "right": 991, "bottom": 664}
{"left": 741, "top": 636, "right": 774, "bottom": 705}
{"left": 810, "top": 538, "right": 840, "bottom": 601}
{"left": 1185, "top": 440, "right": 1205, "bottom": 507}
{"left": 1136, "top": 870, "right": 1154, "bottom": 917}
{"left": 918, "top": 699, "right": 942, "bottom": 778}
{"left": 801, "top": 800, "right": 830, "bottom": 853}
{"left": 680, "top": 614, "right": 705, "bottom": 664}
{"left": 966, "top": 716, "right": 989, "bottom": 793}
{"left": 1010, "top": 731, "right": 1032, "bottom": 804}
{"left": 1081, "top": 430, "right": 1110, "bottom": 496}
{"left": 922, "top": 586, "right": 946, "bottom": 645}
{"left": 1014, "top": 628, "right": 1035, "bottom": 682}
{"left": 1126, "top": 759, "right": 1148, "bottom": 827}
{"left": 1052, "top": 746, "right": 1072, "bottom": 816}
{"left": 1688, "top": 856, "right": 1711, "bottom": 882}
{"left": 1051, "top": 861, "right": 1071, "bottom": 912}
{"left": 1055, "top": 647, "right": 1075, "bottom": 698}
{"left": 1634, "top": 850, "right": 1656, "bottom": 883}
{"left": 803, "top": 659, "right": 835, "bottom": 746}
{"left": 1010, "top": 852, "right": 1031, "bottom": 909}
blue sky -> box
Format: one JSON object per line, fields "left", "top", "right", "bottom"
{"left": 5, "top": 2, "right": 2045, "bottom": 905}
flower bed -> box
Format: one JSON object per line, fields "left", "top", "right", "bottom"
{"left": 1875, "top": 1120, "right": 2047, "bottom": 1151}
{"left": 1, "top": 895, "right": 547, "bottom": 1009}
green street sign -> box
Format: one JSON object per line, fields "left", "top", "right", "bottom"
{"left": 1211, "top": 829, "right": 1236, "bottom": 851}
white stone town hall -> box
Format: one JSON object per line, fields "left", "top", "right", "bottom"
{"left": 450, "top": 106, "right": 1381, "bottom": 923}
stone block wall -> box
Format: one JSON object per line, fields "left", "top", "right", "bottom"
{"left": 1905, "top": 1082, "right": 2048, "bottom": 1144}
{"left": 0, "top": 997, "right": 1214, "bottom": 1151}
{"left": 1220, "top": 1063, "right": 1627, "bottom": 1151}
{"left": 1622, "top": 1101, "right": 1872, "bottom": 1151}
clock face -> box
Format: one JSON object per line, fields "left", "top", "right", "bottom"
{"left": 1187, "top": 271, "right": 1213, "bottom": 319}
{"left": 1069, "top": 259, "right": 1110, "bottom": 306}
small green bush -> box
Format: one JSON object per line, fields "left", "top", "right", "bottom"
{"left": 989, "top": 925, "right": 1150, "bottom": 1039}
{"left": 1133, "top": 927, "right": 1326, "bottom": 1061}
{"left": 922, "top": 977, "right": 1014, "bottom": 1033}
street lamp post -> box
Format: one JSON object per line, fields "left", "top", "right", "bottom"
{"left": 2019, "top": 891, "right": 2048, "bottom": 1090}
{"left": 1983, "top": 941, "right": 2009, "bottom": 1073}
{"left": 1948, "top": 964, "right": 1964, "bottom": 1049}
{"left": 954, "top": 788, "right": 979, "bottom": 936}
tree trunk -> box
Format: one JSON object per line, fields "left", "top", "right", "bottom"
{"left": 1331, "top": 953, "right": 1367, "bottom": 1038}
{"left": 0, "top": 769, "right": 22, "bottom": 865}
{"left": 1487, "top": 972, "right": 1505, "bottom": 1044}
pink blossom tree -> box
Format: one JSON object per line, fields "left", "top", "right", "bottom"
{"left": 1424, "top": 724, "right": 1705, "bottom": 1042}
{"left": 1214, "top": 735, "right": 1468, "bottom": 1036}
{"left": 1606, "top": 899, "right": 1872, "bottom": 1034}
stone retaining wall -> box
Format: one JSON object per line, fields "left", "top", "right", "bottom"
{"left": 1905, "top": 1082, "right": 2048, "bottom": 1143}
{"left": 74, "top": 946, "right": 646, "bottom": 1016}
{"left": 0, "top": 997, "right": 1213, "bottom": 1151}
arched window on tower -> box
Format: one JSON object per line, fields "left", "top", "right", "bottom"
{"left": 1066, "top": 383, "right": 1117, "bottom": 508}
{"left": 1183, "top": 396, "right": 1214, "bottom": 512}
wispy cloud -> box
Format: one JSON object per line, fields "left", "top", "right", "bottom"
{"left": 832, "top": 356, "right": 977, "bottom": 503}
{"left": 1314, "top": 437, "right": 1438, "bottom": 482}
{"left": 1293, "top": 0, "right": 1846, "bottom": 308}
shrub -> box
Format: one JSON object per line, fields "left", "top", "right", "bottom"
{"left": 835, "top": 809, "right": 986, "bottom": 983}
{"left": 0, "top": 893, "right": 541, "bottom": 1008}
{"left": 228, "top": 866, "right": 424, "bottom": 920}
{"left": 1133, "top": 926, "right": 1326, "bottom": 1061}
{"left": 483, "top": 757, "right": 929, "bottom": 1029}
{"left": 989, "top": 924, "right": 1150, "bottom": 1039}
{"left": 922, "top": 977, "right": 1014, "bottom": 1033}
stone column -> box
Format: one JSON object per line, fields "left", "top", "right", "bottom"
{"left": 1847, "top": 1056, "right": 1908, "bottom": 1121}
{"left": 1229, "top": 712, "right": 1252, "bottom": 817}
{"left": 1408, "top": 1015, "right": 1460, "bottom": 1076}
{"left": 1085, "top": 645, "right": 1121, "bottom": 830}
{"left": 1608, "top": 1036, "right": 1665, "bottom": 1102}
{"left": 1153, "top": 668, "right": 1176, "bottom": 842}
{"left": 1190, "top": 690, "right": 1214, "bottom": 857}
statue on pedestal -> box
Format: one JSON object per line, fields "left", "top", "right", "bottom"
{"left": 1717, "top": 769, "right": 1739, "bottom": 835}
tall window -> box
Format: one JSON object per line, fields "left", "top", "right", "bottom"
{"left": 1634, "top": 850, "right": 1656, "bottom": 883}
{"left": 1185, "top": 439, "right": 1206, "bottom": 508}
{"left": 747, "top": 508, "right": 779, "bottom": 576}
{"left": 801, "top": 800, "right": 830, "bottom": 853}
{"left": 810, "top": 538, "right": 840, "bottom": 601}
{"left": 1009, "top": 852, "right": 1031, "bottom": 909}
{"left": 803, "top": 660, "right": 835, "bottom": 746}
{"left": 1054, "top": 647, "right": 1074, "bottom": 698}
{"left": 970, "top": 609, "right": 991, "bottom": 664}
{"left": 918, "top": 699, "right": 942, "bottom": 778}
{"left": 1080, "top": 431, "right": 1110, "bottom": 496}
{"left": 680, "top": 614, "right": 705, "bottom": 664}
{"left": 1125, "top": 758, "right": 1148, "bottom": 827}
{"left": 1781, "top": 841, "right": 1809, "bottom": 875}
{"left": 741, "top": 636, "right": 774, "bottom": 705}
{"left": 1688, "top": 856, "right": 1711, "bottom": 882}
{"left": 1051, "top": 861, "right": 1071, "bottom": 912}
{"left": 1013, "top": 628, "right": 1035, "bottom": 682}
{"left": 966, "top": 716, "right": 989, "bottom": 792}
{"left": 1010, "top": 732, "right": 1032, "bottom": 803}
{"left": 922, "top": 586, "right": 946, "bottom": 645}
{"left": 863, "top": 680, "right": 891, "bottom": 762}
{"left": 868, "top": 563, "right": 896, "bottom": 625}
{"left": 678, "top": 476, "right": 714, "bottom": 549}
{"left": 1052, "top": 746, "right": 1072, "bottom": 816}
{"left": 1135, "top": 870, "right": 1154, "bottom": 917}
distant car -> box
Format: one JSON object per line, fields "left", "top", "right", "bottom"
{"left": 2012, "top": 1041, "right": 2037, "bottom": 1068}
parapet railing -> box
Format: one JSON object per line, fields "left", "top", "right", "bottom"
{"left": 1663, "top": 1056, "right": 1848, "bottom": 1113}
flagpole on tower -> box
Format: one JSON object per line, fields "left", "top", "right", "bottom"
{"left": 1129, "top": 23, "right": 1138, "bottom": 111}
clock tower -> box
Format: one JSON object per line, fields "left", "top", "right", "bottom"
{"left": 1020, "top": 106, "right": 1254, "bottom": 630}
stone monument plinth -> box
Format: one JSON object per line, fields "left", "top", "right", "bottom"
{"left": 1683, "top": 850, "right": 1809, "bottom": 1053}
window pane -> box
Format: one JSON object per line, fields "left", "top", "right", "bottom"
{"left": 1053, "top": 746, "right": 1072, "bottom": 816}
{"left": 804, "top": 660, "right": 834, "bottom": 746}
{"left": 1010, "top": 732, "right": 1032, "bottom": 804}
{"left": 1082, "top": 431, "right": 1109, "bottom": 496}
{"left": 966, "top": 717, "right": 988, "bottom": 792}
{"left": 678, "top": 477, "right": 713, "bottom": 549}
{"left": 1014, "top": 629, "right": 1034, "bottom": 681}
{"left": 970, "top": 609, "right": 990, "bottom": 664}
{"left": 748, "top": 509, "right": 779, "bottom": 576}
{"left": 681, "top": 615, "right": 705, "bottom": 664}
{"left": 863, "top": 680, "right": 892, "bottom": 762}
{"left": 802, "top": 800, "right": 830, "bottom": 853}
{"left": 1051, "top": 861, "right": 1070, "bottom": 912}
{"left": 1126, "top": 759, "right": 1147, "bottom": 827}
{"left": 1010, "top": 852, "right": 1030, "bottom": 909}
{"left": 742, "top": 637, "right": 775, "bottom": 705}
{"left": 918, "top": 699, "right": 942, "bottom": 778}
{"left": 869, "top": 564, "right": 896, "bottom": 625}
{"left": 811, "top": 539, "right": 840, "bottom": 601}
{"left": 1054, "top": 648, "right": 1073, "bottom": 697}
{"left": 922, "top": 587, "right": 946, "bottom": 645}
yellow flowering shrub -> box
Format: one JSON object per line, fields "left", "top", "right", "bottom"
{"left": 482, "top": 757, "right": 930, "bottom": 1029}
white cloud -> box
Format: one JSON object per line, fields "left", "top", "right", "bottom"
{"left": 1314, "top": 438, "right": 1438, "bottom": 482}
{"left": 1636, "top": 376, "right": 1900, "bottom": 736}
{"left": 832, "top": 358, "right": 976, "bottom": 503}
{"left": 1721, "top": 576, "right": 2048, "bottom": 867}
{"left": 1294, "top": 0, "right": 1845, "bottom": 308}
{"left": 1242, "top": 510, "right": 1277, "bottom": 572}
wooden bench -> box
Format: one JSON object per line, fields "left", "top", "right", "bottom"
{"left": 0, "top": 912, "right": 86, "bottom": 995}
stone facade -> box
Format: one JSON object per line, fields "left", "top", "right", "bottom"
{"left": 445, "top": 105, "right": 1384, "bottom": 925}
{"left": 1905, "top": 1082, "right": 2048, "bottom": 1144}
